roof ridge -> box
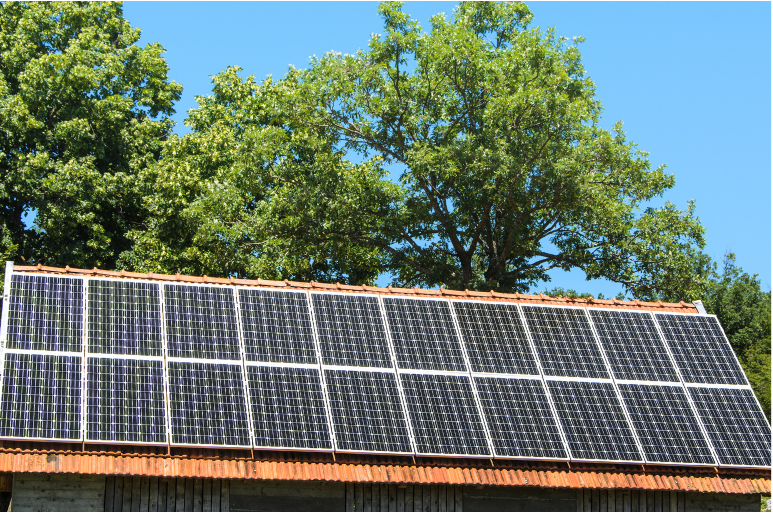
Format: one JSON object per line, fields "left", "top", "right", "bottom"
{"left": 11, "top": 263, "right": 696, "bottom": 312}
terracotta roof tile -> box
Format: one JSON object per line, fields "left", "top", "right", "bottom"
{"left": 11, "top": 264, "right": 699, "bottom": 313}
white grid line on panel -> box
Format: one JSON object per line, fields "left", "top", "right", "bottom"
{"left": 583, "top": 307, "right": 647, "bottom": 464}
{"left": 161, "top": 280, "right": 242, "bottom": 361}
{"left": 450, "top": 299, "right": 541, "bottom": 376}
{"left": 80, "top": 278, "right": 88, "bottom": 444}
{"left": 0, "top": 262, "right": 12, "bottom": 348}
{"left": 87, "top": 352, "right": 166, "bottom": 362}
{"left": 616, "top": 379, "right": 684, "bottom": 387}
{"left": 166, "top": 357, "right": 244, "bottom": 366}
{"left": 306, "top": 291, "right": 339, "bottom": 453}
{"left": 6, "top": 273, "right": 84, "bottom": 353}
{"left": 322, "top": 364, "right": 397, "bottom": 374}
{"left": 232, "top": 287, "right": 256, "bottom": 450}
{"left": 587, "top": 307, "right": 680, "bottom": 383}
{"left": 395, "top": 368, "right": 472, "bottom": 377}
{"left": 542, "top": 375, "right": 614, "bottom": 384}
{"left": 471, "top": 372, "right": 543, "bottom": 381}
{"left": 446, "top": 300, "right": 496, "bottom": 458}
{"left": 0, "top": 351, "right": 83, "bottom": 442}
{"left": 87, "top": 278, "right": 164, "bottom": 357}
{"left": 650, "top": 311, "right": 720, "bottom": 466}
{"left": 518, "top": 303, "right": 610, "bottom": 379}
{"left": 651, "top": 311, "right": 748, "bottom": 386}
{"left": 240, "top": 287, "right": 318, "bottom": 365}
{"left": 377, "top": 295, "right": 418, "bottom": 456}
{"left": 381, "top": 295, "right": 468, "bottom": 373}
{"left": 515, "top": 304, "right": 573, "bottom": 461}
{"left": 159, "top": 283, "right": 172, "bottom": 447}
{"left": 0, "top": 348, "right": 83, "bottom": 359}
{"left": 684, "top": 382, "right": 757, "bottom": 390}
{"left": 245, "top": 360, "right": 322, "bottom": 370}
{"left": 83, "top": 356, "right": 167, "bottom": 446}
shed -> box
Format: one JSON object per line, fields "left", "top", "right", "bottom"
{"left": 0, "top": 263, "right": 769, "bottom": 512}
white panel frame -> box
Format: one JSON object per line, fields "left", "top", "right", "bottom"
{"left": 652, "top": 310, "right": 769, "bottom": 469}
{"left": 518, "top": 303, "right": 645, "bottom": 464}
{"left": 232, "top": 287, "right": 256, "bottom": 450}
{"left": 165, "top": 357, "right": 253, "bottom": 449}
{"left": 381, "top": 294, "right": 469, "bottom": 373}
{"left": 311, "top": 290, "right": 398, "bottom": 369}
{"left": 586, "top": 306, "right": 681, "bottom": 382}
{"left": 238, "top": 286, "right": 320, "bottom": 366}
{"left": 234, "top": 288, "right": 335, "bottom": 454}
{"left": 450, "top": 298, "right": 542, "bottom": 376}
{"left": 0, "top": 268, "right": 85, "bottom": 443}
{"left": 308, "top": 290, "right": 414, "bottom": 456}
{"left": 82, "top": 277, "right": 169, "bottom": 446}
{"left": 0, "top": 348, "right": 84, "bottom": 443}
{"left": 161, "top": 280, "right": 243, "bottom": 361}
{"left": 515, "top": 304, "right": 576, "bottom": 462}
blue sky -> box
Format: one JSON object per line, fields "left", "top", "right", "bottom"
{"left": 122, "top": 1, "right": 771, "bottom": 297}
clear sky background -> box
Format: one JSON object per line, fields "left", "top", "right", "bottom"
{"left": 122, "top": 1, "right": 771, "bottom": 297}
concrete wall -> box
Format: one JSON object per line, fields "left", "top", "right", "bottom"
{"left": 11, "top": 473, "right": 105, "bottom": 512}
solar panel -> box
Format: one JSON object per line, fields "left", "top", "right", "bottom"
{"left": 382, "top": 297, "right": 467, "bottom": 372}
{"left": 247, "top": 365, "right": 333, "bottom": 451}
{"left": 5, "top": 275, "right": 83, "bottom": 353}
{"left": 167, "top": 361, "right": 251, "bottom": 447}
{"left": 87, "top": 279, "right": 162, "bottom": 356}
{"left": 474, "top": 376, "right": 567, "bottom": 459}
{"left": 400, "top": 372, "right": 490, "bottom": 457}
{"left": 618, "top": 383, "right": 714, "bottom": 465}
{"left": 86, "top": 357, "right": 166, "bottom": 444}
{"left": 239, "top": 289, "right": 317, "bottom": 364}
{"left": 0, "top": 352, "right": 82, "bottom": 440}
{"left": 588, "top": 309, "right": 679, "bottom": 382}
{"left": 163, "top": 283, "right": 241, "bottom": 360}
{"left": 520, "top": 305, "right": 610, "bottom": 379}
{"left": 452, "top": 301, "right": 539, "bottom": 375}
{"left": 323, "top": 369, "right": 413, "bottom": 454}
{"left": 654, "top": 313, "right": 747, "bottom": 385}
{"left": 546, "top": 380, "right": 642, "bottom": 462}
{"left": 312, "top": 293, "right": 393, "bottom": 368}
{"left": 687, "top": 386, "right": 771, "bottom": 467}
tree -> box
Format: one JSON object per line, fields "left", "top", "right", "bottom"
{"left": 702, "top": 253, "right": 771, "bottom": 420}
{"left": 120, "top": 67, "right": 401, "bottom": 285}
{"left": 0, "top": 2, "right": 182, "bottom": 272}
{"left": 271, "top": 1, "right": 707, "bottom": 298}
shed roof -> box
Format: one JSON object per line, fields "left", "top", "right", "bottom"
{"left": 2, "top": 265, "right": 769, "bottom": 495}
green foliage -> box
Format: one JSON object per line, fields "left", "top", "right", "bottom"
{"left": 0, "top": 2, "right": 182, "bottom": 270}
{"left": 540, "top": 287, "right": 603, "bottom": 300}
{"left": 120, "top": 67, "right": 401, "bottom": 284}
{"left": 267, "top": 1, "right": 708, "bottom": 296}
{"left": 702, "top": 253, "right": 771, "bottom": 420}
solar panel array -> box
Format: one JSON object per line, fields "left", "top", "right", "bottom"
{"left": 0, "top": 267, "right": 769, "bottom": 469}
